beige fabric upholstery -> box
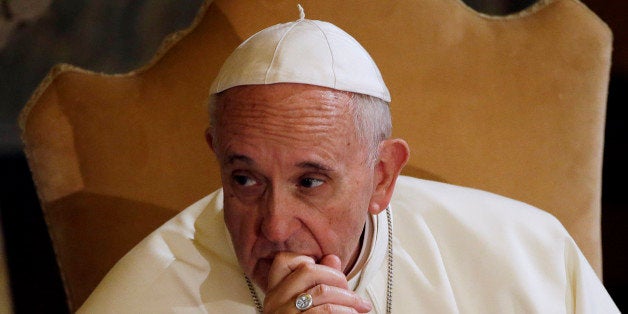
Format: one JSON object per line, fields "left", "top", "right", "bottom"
{"left": 19, "top": 0, "right": 612, "bottom": 311}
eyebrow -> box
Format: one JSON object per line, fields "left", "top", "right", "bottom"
{"left": 226, "top": 154, "right": 254, "bottom": 165}
{"left": 226, "top": 153, "right": 333, "bottom": 172}
{"left": 296, "top": 161, "right": 333, "bottom": 172}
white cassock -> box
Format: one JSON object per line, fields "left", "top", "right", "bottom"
{"left": 78, "top": 176, "right": 619, "bottom": 313}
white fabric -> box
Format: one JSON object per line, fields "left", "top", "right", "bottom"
{"left": 78, "top": 176, "right": 619, "bottom": 313}
{"left": 209, "top": 16, "right": 391, "bottom": 102}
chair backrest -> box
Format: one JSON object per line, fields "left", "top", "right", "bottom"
{"left": 19, "top": 0, "right": 612, "bottom": 311}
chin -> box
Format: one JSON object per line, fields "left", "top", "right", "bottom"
{"left": 252, "top": 257, "right": 273, "bottom": 291}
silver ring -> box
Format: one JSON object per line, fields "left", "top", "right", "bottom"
{"left": 295, "top": 292, "right": 313, "bottom": 311}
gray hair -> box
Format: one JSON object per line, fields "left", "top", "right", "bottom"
{"left": 349, "top": 93, "right": 392, "bottom": 166}
{"left": 208, "top": 91, "right": 392, "bottom": 167}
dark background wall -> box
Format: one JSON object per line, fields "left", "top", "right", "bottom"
{"left": 0, "top": 0, "right": 625, "bottom": 312}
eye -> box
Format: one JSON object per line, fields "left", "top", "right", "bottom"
{"left": 233, "top": 174, "right": 258, "bottom": 187}
{"left": 299, "top": 177, "right": 324, "bottom": 188}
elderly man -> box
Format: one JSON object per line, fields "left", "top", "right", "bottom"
{"left": 79, "top": 10, "right": 618, "bottom": 314}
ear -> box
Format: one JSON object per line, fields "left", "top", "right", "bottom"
{"left": 368, "top": 139, "right": 410, "bottom": 215}
{"left": 205, "top": 127, "right": 216, "bottom": 153}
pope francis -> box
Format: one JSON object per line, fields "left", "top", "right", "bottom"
{"left": 78, "top": 8, "right": 619, "bottom": 314}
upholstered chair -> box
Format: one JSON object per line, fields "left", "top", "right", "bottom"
{"left": 19, "top": 0, "right": 612, "bottom": 310}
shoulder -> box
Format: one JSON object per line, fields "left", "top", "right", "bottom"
{"left": 391, "top": 175, "right": 566, "bottom": 236}
{"left": 390, "top": 175, "right": 571, "bottom": 259}
{"left": 388, "top": 176, "right": 619, "bottom": 312}
{"left": 78, "top": 189, "right": 231, "bottom": 312}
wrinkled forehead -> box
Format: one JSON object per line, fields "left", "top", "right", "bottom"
{"left": 215, "top": 83, "right": 354, "bottom": 120}
{"left": 212, "top": 83, "right": 358, "bottom": 144}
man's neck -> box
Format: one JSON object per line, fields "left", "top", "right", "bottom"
{"left": 344, "top": 224, "right": 366, "bottom": 275}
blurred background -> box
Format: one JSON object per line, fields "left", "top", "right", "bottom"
{"left": 0, "top": 0, "right": 625, "bottom": 312}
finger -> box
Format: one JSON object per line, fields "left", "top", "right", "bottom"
{"left": 265, "top": 262, "right": 349, "bottom": 310}
{"left": 306, "top": 303, "right": 371, "bottom": 314}
{"left": 281, "top": 262, "right": 349, "bottom": 293}
{"left": 267, "top": 252, "right": 316, "bottom": 291}
{"left": 270, "top": 292, "right": 370, "bottom": 314}
{"left": 306, "top": 284, "right": 372, "bottom": 313}
{"left": 318, "top": 254, "right": 342, "bottom": 272}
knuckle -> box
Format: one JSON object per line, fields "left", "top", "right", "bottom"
{"left": 299, "top": 262, "right": 317, "bottom": 273}
{"left": 312, "top": 283, "right": 330, "bottom": 296}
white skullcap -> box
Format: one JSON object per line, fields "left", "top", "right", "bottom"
{"left": 209, "top": 6, "right": 391, "bottom": 102}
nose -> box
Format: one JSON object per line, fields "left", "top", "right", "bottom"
{"left": 260, "top": 186, "right": 301, "bottom": 243}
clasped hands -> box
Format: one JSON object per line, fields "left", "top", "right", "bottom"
{"left": 262, "top": 252, "right": 373, "bottom": 313}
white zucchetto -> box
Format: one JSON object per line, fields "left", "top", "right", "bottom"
{"left": 209, "top": 7, "right": 391, "bottom": 102}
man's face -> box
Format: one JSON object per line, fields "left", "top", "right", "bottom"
{"left": 211, "top": 83, "right": 377, "bottom": 291}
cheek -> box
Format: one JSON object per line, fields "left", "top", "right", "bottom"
{"left": 315, "top": 196, "right": 370, "bottom": 244}
{"left": 223, "top": 198, "right": 257, "bottom": 257}
{"left": 334, "top": 186, "right": 372, "bottom": 236}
